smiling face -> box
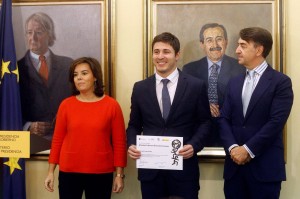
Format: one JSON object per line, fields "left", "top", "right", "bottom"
{"left": 73, "top": 63, "right": 96, "bottom": 94}
{"left": 152, "top": 42, "right": 179, "bottom": 78}
{"left": 25, "top": 19, "right": 50, "bottom": 55}
{"left": 201, "top": 27, "right": 228, "bottom": 62}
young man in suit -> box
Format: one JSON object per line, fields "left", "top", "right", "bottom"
{"left": 219, "top": 27, "right": 293, "bottom": 199}
{"left": 183, "top": 23, "right": 245, "bottom": 146}
{"left": 127, "top": 32, "right": 211, "bottom": 199}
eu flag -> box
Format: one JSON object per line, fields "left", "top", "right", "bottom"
{"left": 0, "top": 0, "right": 26, "bottom": 198}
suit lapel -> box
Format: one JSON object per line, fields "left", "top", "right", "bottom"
{"left": 235, "top": 75, "right": 246, "bottom": 118}
{"left": 199, "top": 59, "right": 209, "bottom": 86}
{"left": 147, "top": 75, "right": 164, "bottom": 121}
{"left": 167, "top": 71, "right": 187, "bottom": 122}
{"left": 218, "top": 56, "right": 232, "bottom": 88}
{"left": 245, "top": 66, "right": 273, "bottom": 119}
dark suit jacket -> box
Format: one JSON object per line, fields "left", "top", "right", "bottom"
{"left": 182, "top": 55, "right": 245, "bottom": 109}
{"left": 18, "top": 50, "right": 73, "bottom": 139}
{"left": 127, "top": 70, "right": 211, "bottom": 181}
{"left": 182, "top": 55, "right": 245, "bottom": 146}
{"left": 219, "top": 65, "right": 293, "bottom": 182}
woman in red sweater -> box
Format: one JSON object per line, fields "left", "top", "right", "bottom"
{"left": 44, "top": 57, "right": 127, "bottom": 199}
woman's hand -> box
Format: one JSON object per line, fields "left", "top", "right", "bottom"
{"left": 112, "top": 175, "right": 124, "bottom": 193}
{"left": 44, "top": 172, "right": 55, "bottom": 192}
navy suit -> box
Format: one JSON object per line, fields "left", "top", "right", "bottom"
{"left": 18, "top": 50, "right": 73, "bottom": 141}
{"left": 219, "top": 65, "right": 293, "bottom": 198}
{"left": 183, "top": 55, "right": 245, "bottom": 146}
{"left": 127, "top": 70, "right": 211, "bottom": 198}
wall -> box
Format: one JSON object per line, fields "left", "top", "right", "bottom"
{"left": 25, "top": 0, "right": 300, "bottom": 198}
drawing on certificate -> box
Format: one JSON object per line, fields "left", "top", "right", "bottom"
{"left": 136, "top": 135, "right": 183, "bottom": 170}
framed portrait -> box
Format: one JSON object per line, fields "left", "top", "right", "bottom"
{"left": 11, "top": 0, "right": 115, "bottom": 157}
{"left": 145, "top": 0, "right": 285, "bottom": 161}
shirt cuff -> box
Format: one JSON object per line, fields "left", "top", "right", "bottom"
{"left": 243, "top": 144, "right": 255, "bottom": 158}
{"left": 23, "top": 122, "right": 31, "bottom": 131}
{"left": 228, "top": 144, "right": 239, "bottom": 153}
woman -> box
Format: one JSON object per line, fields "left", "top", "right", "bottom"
{"left": 44, "top": 57, "right": 127, "bottom": 199}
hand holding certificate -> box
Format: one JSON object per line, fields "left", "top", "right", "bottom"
{"left": 136, "top": 135, "right": 183, "bottom": 170}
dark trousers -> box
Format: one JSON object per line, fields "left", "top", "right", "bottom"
{"left": 58, "top": 171, "right": 113, "bottom": 199}
{"left": 140, "top": 170, "right": 199, "bottom": 199}
{"left": 224, "top": 165, "right": 281, "bottom": 199}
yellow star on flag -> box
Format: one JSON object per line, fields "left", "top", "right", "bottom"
{"left": 1, "top": 59, "right": 11, "bottom": 79}
{"left": 3, "top": 157, "right": 22, "bottom": 175}
{"left": 12, "top": 64, "right": 20, "bottom": 82}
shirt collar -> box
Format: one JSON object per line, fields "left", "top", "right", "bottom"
{"left": 207, "top": 57, "right": 222, "bottom": 69}
{"left": 30, "top": 50, "right": 50, "bottom": 60}
{"left": 155, "top": 68, "right": 179, "bottom": 84}
{"left": 247, "top": 60, "right": 268, "bottom": 76}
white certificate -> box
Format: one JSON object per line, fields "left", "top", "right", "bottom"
{"left": 136, "top": 135, "right": 183, "bottom": 170}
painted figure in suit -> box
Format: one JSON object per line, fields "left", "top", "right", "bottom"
{"left": 183, "top": 23, "right": 245, "bottom": 146}
{"left": 219, "top": 27, "right": 293, "bottom": 199}
{"left": 18, "top": 12, "right": 73, "bottom": 141}
{"left": 127, "top": 32, "right": 211, "bottom": 199}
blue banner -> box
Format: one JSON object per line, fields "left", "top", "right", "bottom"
{"left": 0, "top": 0, "right": 26, "bottom": 198}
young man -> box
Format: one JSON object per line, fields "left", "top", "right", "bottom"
{"left": 127, "top": 32, "right": 211, "bottom": 199}
{"left": 219, "top": 27, "right": 293, "bottom": 199}
{"left": 183, "top": 23, "right": 245, "bottom": 147}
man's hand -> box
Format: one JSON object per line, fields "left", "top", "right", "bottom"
{"left": 210, "top": 103, "right": 220, "bottom": 117}
{"left": 178, "top": 144, "right": 194, "bottom": 159}
{"left": 230, "top": 146, "right": 251, "bottom": 165}
{"left": 127, "top": 145, "right": 141, "bottom": 160}
{"left": 29, "top": 122, "right": 53, "bottom": 137}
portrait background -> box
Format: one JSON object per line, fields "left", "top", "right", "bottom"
{"left": 146, "top": 0, "right": 284, "bottom": 159}
{"left": 155, "top": 3, "right": 273, "bottom": 68}
{"left": 145, "top": 0, "right": 284, "bottom": 77}
{"left": 12, "top": 4, "right": 102, "bottom": 63}
{"left": 9, "top": 0, "right": 114, "bottom": 155}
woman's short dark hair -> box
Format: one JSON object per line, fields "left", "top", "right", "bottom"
{"left": 69, "top": 57, "right": 104, "bottom": 97}
{"left": 239, "top": 27, "right": 273, "bottom": 58}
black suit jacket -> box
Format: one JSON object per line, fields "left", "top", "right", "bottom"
{"left": 18, "top": 50, "right": 73, "bottom": 140}
{"left": 182, "top": 55, "right": 245, "bottom": 107}
{"left": 127, "top": 70, "right": 211, "bottom": 181}
{"left": 182, "top": 55, "right": 245, "bottom": 146}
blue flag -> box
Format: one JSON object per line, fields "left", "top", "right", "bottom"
{"left": 0, "top": 0, "right": 26, "bottom": 198}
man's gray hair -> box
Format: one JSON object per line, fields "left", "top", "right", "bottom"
{"left": 25, "top": 12, "right": 56, "bottom": 47}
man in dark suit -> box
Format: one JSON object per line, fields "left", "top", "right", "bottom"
{"left": 127, "top": 32, "right": 211, "bottom": 199}
{"left": 18, "top": 12, "right": 72, "bottom": 141}
{"left": 219, "top": 27, "right": 293, "bottom": 199}
{"left": 183, "top": 23, "right": 245, "bottom": 146}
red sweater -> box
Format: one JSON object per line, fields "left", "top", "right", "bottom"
{"left": 49, "top": 95, "right": 127, "bottom": 173}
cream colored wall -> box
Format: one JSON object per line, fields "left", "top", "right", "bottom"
{"left": 25, "top": 0, "right": 300, "bottom": 198}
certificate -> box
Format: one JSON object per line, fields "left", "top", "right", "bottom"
{"left": 136, "top": 135, "right": 183, "bottom": 170}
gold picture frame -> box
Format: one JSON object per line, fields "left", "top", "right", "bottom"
{"left": 144, "top": 0, "right": 285, "bottom": 161}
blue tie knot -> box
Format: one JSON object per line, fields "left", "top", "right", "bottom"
{"left": 161, "top": 78, "right": 170, "bottom": 86}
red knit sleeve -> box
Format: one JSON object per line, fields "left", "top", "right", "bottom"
{"left": 48, "top": 98, "right": 69, "bottom": 164}
{"left": 110, "top": 99, "right": 127, "bottom": 168}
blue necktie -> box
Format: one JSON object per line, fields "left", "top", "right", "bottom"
{"left": 161, "top": 79, "right": 171, "bottom": 120}
{"left": 208, "top": 64, "right": 219, "bottom": 104}
{"left": 242, "top": 70, "right": 255, "bottom": 116}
